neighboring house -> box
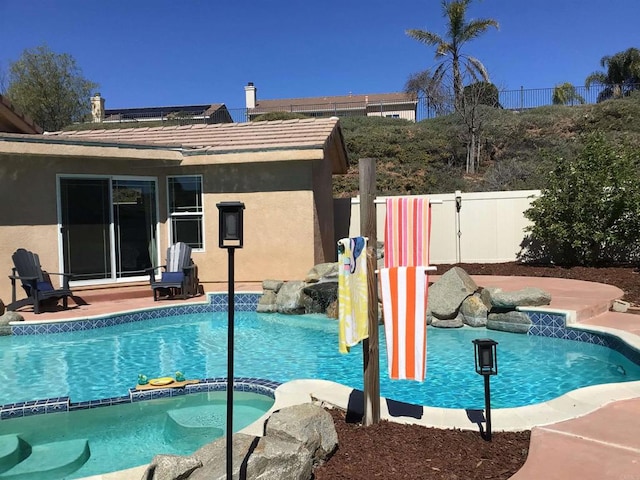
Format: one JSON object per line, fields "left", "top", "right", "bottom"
{"left": 244, "top": 83, "right": 418, "bottom": 121}
{"left": 90, "top": 93, "right": 234, "bottom": 124}
{"left": 0, "top": 95, "right": 43, "bottom": 134}
{"left": 0, "top": 117, "right": 348, "bottom": 303}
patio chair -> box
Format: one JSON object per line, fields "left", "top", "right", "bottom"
{"left": 147, "top": 242, "right": 198, "bottom": 301}
{"left": 7, "top": 248, "right": 74, "bottom": 314}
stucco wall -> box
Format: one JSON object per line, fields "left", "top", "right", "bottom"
{"left": 0, "top": 151, "right": 331, "bottom": 303}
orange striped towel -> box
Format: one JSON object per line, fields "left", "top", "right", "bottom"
{"left": 380, "top": 266, "right": 429, "bottom": 381}
{"left": 384, "top": 197, "right": 431, "bottom": 268}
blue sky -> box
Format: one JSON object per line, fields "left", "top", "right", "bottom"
{"left": 1, "top": 0, "right": 638, "bottom": 110}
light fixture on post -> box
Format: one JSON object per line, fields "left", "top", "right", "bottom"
{"left": 472, "top": 338, "right": 498, "bottom": 441}
{"left": 217, "top": 201, "right": 245, "bottom": 480}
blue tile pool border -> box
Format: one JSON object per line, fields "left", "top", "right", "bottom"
{"left": 0, "top": 377, "right": 280, "bottom": 420}
{"left": 525, "top": 310, "right": 640, "bottom": 365}
{"left": 10, "top": 292, "right": 261, "bottom": 336}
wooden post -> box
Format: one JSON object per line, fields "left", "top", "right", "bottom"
{"left": 359, "top": 158, "right": 380, "bottom": 425}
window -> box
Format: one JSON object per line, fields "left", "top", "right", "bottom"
{"left": 168, "top": 175, "right": 203, "bottom": 249}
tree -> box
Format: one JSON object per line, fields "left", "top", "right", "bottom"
{"left": 585, "top": 47, "right": 640, "bottom": 102}
{"left": 552, "top": 82, "right": 585, "bottom": 106}
{"left": 520, "top": 134, "right": 640, "bottom": 266}
{"left": 5, "top": 45, "right": 98, "bottom": 131}
{"left": 406, "top": 0, "right": 498, "bottom": 110}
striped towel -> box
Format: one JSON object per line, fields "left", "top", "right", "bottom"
{"left": 337, "top": 237, "right": 368, "bottom": 353}
{"left": 380, "top": 266, "right": 429, "bottom": 381}
{"left": 384, "top": 197, "right": 431, "bottom": 268}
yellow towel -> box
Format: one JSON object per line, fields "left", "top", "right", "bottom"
{"left": 338, "top": 237, "right": 368, "bottom": 353}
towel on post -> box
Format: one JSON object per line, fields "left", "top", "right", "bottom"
{"left": 337, "top": 237, "right": 368, "bottom": 353}
{"left": 384, "top": 197, "right": 431, "bottom": 268}
{"left": 380, "top": 266, "right": 429, "bottom": 381}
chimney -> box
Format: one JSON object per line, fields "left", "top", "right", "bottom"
{"left": 91, "top": 93, "right": 105, "bottom": 123}
{"left": 245, "top": 82, "right": 257, "bottom": 109}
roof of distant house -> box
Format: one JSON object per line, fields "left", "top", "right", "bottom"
{"left": 103, "top": 103, "right": 230, "bottom": 121}
{"left": 0, "top": 95, "right": 43, "bottom": 134}
{"left": 252, "top": 92, "right": 416, "bottom": 112}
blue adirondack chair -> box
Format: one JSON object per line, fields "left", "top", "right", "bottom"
{"left": 147, "top": 242, "right": 198, "bottom": 301}
{"left": 7, "top": 248, "right": 74, "bottom": 314}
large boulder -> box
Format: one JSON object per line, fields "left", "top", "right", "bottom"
{"left": 142, "top": 455, "right": 202, "bottom": 480}
{"left": 265, "top": 403, "right": 338, "bottom": 463}
{"left": 428, "top": 267, "right": 478, "bottom": 319}
{"left": 483, "top": 287, "right": 551, "bottom": 309}
{"left": 275, "top": 281, "right": 308, "bottom": 314}
{"left": 305, "top": 263, "right": 339, "bottom": 283}
{"left": 187, "top": 433, "right": 258, "bottom": 480}
{"left": 302, "top": 281, "right": 338, "bottom": 314}
{"left": 460, "top": 293, "right": 489, "bottom": 327}
{"left": 487, "top": 311, "right": 532, "bottom": 334}
{"left": 256, "top": 290, "right": 278, "bottom": 313}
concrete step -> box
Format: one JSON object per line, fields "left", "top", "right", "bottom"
{"left": 0, "top": 439, "right": 90, "bottom": 480}
{"left": 72, "top": 284, "right": 151, "bottom": 303}
{"left": 0, "top": 436, "right": 29, "bottom": 475}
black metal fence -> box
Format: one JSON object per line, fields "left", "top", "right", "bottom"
{"left": 94, "top": 83, "right": 638, "bottom": 126}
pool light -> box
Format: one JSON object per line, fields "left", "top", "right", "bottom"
{"left": 472, "top": 338, "right": 498, "bottom": 441}
{"left": 217, "top": 201, "right": 245, "bottom": 480}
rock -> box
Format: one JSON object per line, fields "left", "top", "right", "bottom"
{"left": 487, "top": 311, "right": 532, "bottom": 334}
{"left": 244, "top": 435, "right": 314, "bottom": 480}
{"left": 304, "top": 263, "right": 339, "bottom": 283}
{"left": 326, "top": 299, "right": 338, "bottom": 319}
{"left": 0, "top": 311, "right": 23, "bottom": 335}
{"left": 188, "top": 433, "right": 257, "bottom": 480}
{"left": 612, "top": 299, "right": 630, "bottom": 313}
{"left": 262, "top": 279, "right": 284, "bottom": 293}
{"left": 265, "top": 403, "right": 338, "bottom": 463}
{"left": 141, "top": 454, "right": 202, "bottom": 480}
{"left": 460, "top": 293, "right": 489, "bottom": 327}
{"left": 0, "top": 299, "right": 4, "bottom": 316}
{"left": 303, "top": 281, "right": 338, "bottom": 314}
{"left": 431, "top": 312, "right": 464, "bottom": 328}
{"left": 428, "top": 267, "right": 478, "bottom": 319}
{"left": 486, "top": 287, "right": 551, "bottom": 309}
{"left": 256, "top": 290, "right": 278, "bottom": 313}
{"left": 275, "top": 281, "right": 307, "bottom": 314}
{"left": 480, "top": 287, "right": 501, "bottom": 308}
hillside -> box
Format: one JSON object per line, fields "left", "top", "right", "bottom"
{"left": 334, "top": 93, "right": 640, "bottom": 197}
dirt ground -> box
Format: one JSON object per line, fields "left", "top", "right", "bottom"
{"left": 313, "top": 262, "right": 638, "bottom": 479}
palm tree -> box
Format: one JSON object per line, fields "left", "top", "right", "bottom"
{"left": 552, "top": 82, "right": 585, "bottom": 106}
{"left": 406, "top": 0, "right": 498, "bottom": 110}
{"left": 585, "top": 47, "right": 640, "bottom": 102}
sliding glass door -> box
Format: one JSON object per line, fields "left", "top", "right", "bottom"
{"left": 59, "top": 176, "right": 158, "bottom": 283}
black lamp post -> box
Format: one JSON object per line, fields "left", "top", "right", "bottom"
{"left": 472, "top": 338, "right": 498, "bottom": 441}
{"left": 217, "top": 201, "right": 245, "bottom": 480}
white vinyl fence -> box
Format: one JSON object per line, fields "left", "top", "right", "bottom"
{"left": 345, "top": 190, "right": 541, "bottom": 264}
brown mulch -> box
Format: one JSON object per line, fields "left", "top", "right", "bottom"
{"left": 313, "top": 261, "right": 639, "bottom": 479}
{"left": 314, "top": 408, "right": 530, "bottom": 480}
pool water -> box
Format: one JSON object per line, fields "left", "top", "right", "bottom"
{"left": 0, "top": 311, "right": 638, "bottom": 410}
{"left": 0, "top": 391, "right": 273, "bottom": 479}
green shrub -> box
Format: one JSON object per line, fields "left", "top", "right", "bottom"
{"left": 519, "top": 133, "right": 640, "bottom": 265}
{"left": 251, "top": 111, "right": 309, "bottom": 121}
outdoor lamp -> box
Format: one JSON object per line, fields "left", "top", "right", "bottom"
{"left": 216, "top": 201, "right": 245, "bottom": 249}
{"left": 472, "top": 338, "right": 498, "bottom": 441}
{"left": 473, "top": 338, "right": 498, "bottom": 376}
{"left": 216, "top": 201, "right": 245, "bottom": 480}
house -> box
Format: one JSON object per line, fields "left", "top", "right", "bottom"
{"left": 90, "top": 93, "right": 234, "bottom": 124}
{"left": 244, "top": 83, "right": 418, "bottom": 121}
{"left": 0, "top": 117, "right": 348, "bottom": 304}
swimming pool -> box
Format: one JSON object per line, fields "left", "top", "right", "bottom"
{"left": 0, "top": 390, "right": 273, "bottom": 479}
{"left": 1, "top": 310, "right": 639, "bottom": 410}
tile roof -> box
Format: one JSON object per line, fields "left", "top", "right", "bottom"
{"left": 0, "top": 95, "right": 43, "bottom": 134}
{"left": 252, "top": 92, "right": 416, "bottom": 112}
{"left": 48, "top": 117, "right": 345, "bottom": 154}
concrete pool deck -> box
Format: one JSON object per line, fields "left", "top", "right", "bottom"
{"left": 12, "top": 276, "right": 640, "bottom": 479}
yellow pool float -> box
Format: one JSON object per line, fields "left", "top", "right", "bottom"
{"left": 148, "top": 377, "right": 175, "bottom": 386}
